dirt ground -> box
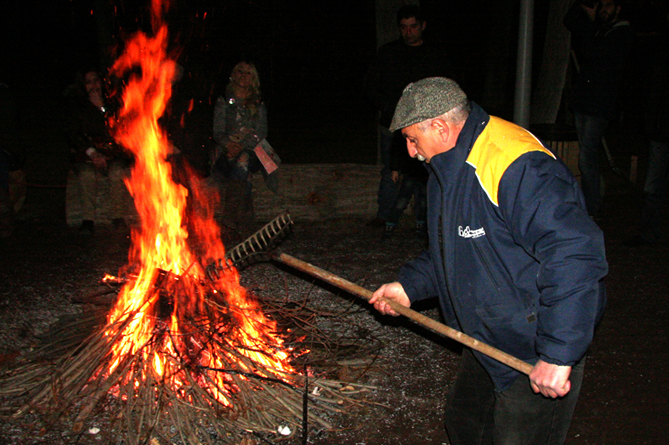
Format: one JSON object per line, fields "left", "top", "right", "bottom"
{"left": 1, "top": 105, "right": 669, "bottom": 445}
{"left": 1, "top": 160, "right": 668, "bottom": 445}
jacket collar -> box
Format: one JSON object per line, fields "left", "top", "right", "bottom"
{"left": 429, "top": 102, "right": 490, "bottom": 181}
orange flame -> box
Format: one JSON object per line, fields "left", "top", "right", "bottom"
{"left": 103, "top": 0, "right": 294, "bottom": 407}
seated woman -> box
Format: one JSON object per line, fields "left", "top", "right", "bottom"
{"left": 212, "top": 61, "right": 268, "bottom": 232}
{"left": 64, "top": 69, "right": 131, "bottom": 234}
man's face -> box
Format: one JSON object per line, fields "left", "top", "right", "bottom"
{"left": 402, "top": 122, "right": 442, "bottom": 163}
{"left": 399, "top": 17, "right": 426, "bottom": 46}
{"left": 597, "top": 0, "right": 620, "bottom": 24}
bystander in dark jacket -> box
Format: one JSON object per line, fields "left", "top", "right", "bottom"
{"left": 363, "top": 5, "right": 455, "bottom": 227}
{"left": 630, "top": 20, "right": 669, "bottom": 245}
{"left": 564, "top": 0, "right": 633, "bottom": 217}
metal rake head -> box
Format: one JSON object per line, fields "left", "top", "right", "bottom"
{"left": 206, "top": 212, "right": 293, "bottom": 280}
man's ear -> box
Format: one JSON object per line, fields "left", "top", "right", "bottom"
{"left": 421, "top": 21, "right": 427, "bottom": 32}
{"left": 431, "top": 118, "right": 448, "bottom": 141}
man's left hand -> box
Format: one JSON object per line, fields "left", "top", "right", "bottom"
{"left": 529, "top": 360, "right": 572, "bottom": 398}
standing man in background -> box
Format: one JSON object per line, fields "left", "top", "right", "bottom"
{"left": 629, "top": 8, "right": 669, "bottom": 247}
{"left": 564, "top": 0, "right": 633, "bottom": 218}
{"left": 364, "top": 4, "right": 454, "bottom": 227}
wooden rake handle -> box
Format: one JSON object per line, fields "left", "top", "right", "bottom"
{"left": 271, "top": 251, "right": 533, "bottom": 376}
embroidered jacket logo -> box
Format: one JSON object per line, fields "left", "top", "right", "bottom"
{"left": 458, "top": 225, "right": 486, "bottom": 239}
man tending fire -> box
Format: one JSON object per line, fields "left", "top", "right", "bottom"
{"left": 369, "top": 77, "right": 608, "bottom": 445}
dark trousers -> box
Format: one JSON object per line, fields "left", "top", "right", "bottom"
{"left": 387, "top": 174, "right": 427, "bottom": 225}
{"left": 641, "top": 140, "right": 669, "bottom": 243}
{"left": 574, "top": 112, "right": 610, "bottom": 216}
{"left": 444, "top": 348, "right": 584, "bottom": 445}
{"left": 376, "top": 126, "right": 399, "bottom": 220}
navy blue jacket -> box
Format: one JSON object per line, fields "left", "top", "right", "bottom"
{"left": 398, "top": 104, "right": 608, "bottom": 390}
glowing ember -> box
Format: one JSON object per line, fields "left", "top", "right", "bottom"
{"left": 103, "top": 0, "right": 294, "bottom": 407}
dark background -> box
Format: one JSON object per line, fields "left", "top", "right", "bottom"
{"left": 0, "top": 0, "right": 665, "bottom": 174}
{"left": 0, "top": 0, "right": 548, "bottom": 170}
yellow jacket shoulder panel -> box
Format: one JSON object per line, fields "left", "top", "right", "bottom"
{"left": 466, "top": 116, "right": 555, "bottom": 206}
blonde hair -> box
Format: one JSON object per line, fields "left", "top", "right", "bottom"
{"left": 226, "top": 61, "right": 262, "bottom": 115}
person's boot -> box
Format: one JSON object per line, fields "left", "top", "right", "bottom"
{"left": 222, "top": 180, "right": 245, "bottom": 230}
{"left": 382, "top": 223, "right": 395, "bottom": 240}
{"left": 415, "top": 221, "right": 427, "bottom": 240}
{"left": 0, "top": 208, "right": 12, "bottom": 238}
{"left": 220, "top": 180, "right": 248, "bottom": 244}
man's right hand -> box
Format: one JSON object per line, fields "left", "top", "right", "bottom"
{"left": 369, "top": 282, "right": 411, "bottom": 316}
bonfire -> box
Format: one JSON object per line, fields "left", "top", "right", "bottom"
{"left": 0, "top": 2, "right": 374, "bottom": 443}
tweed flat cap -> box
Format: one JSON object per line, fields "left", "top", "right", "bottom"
{"left": 390, "top": 77, "right": 468, "bottom": 132}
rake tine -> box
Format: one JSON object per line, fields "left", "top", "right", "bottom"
{"left": 207, "top": 212, "right": 294, "bottom": 278}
